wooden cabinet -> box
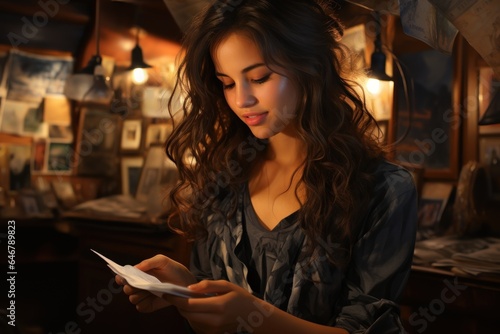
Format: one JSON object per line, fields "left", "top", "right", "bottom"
{"left": 401, "top": 266, "right": 500, "bottom": 334}
{"left": 72, "top": 219, "right": 191, "bottom": 334}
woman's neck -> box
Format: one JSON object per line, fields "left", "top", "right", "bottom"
{"left": 265, "top": 130, "right": 306, "bottom": 168}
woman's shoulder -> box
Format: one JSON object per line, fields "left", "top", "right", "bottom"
{"left": 370, "top": 159, "right": 417, "bottom": 202}
{"left": 370, "top": 160, "right": 416, "bottom": 209}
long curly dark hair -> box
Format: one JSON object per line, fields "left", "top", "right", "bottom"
{"left": 166, "top": 0, "right": 385, "bottom": 266}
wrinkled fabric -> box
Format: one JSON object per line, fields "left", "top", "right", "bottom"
{"left": 190, "top": 160, "right": 417, "bottom": 333}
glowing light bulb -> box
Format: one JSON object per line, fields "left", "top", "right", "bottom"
{"left": 367, "top": 78, "right": 381, "bottom": 95}
{"left": 132, "top": 68, "right": 148, "bottom": 85}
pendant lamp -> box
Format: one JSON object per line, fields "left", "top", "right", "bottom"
{"left": 367, "top": 12, "right": 392, "bottom": 82}
{"left": 64, "top": 0, "right": 113, "bottom": 104}
{"left": 127, "top": 27, "right": 152, "bottom": 85}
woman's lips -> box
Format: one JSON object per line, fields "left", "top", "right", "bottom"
{"left": 242, "top": 112, "right": 267, "bottom": 126}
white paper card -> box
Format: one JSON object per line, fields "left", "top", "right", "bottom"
{"left": 91, "top": 249, "right": 209, "bottom": 298}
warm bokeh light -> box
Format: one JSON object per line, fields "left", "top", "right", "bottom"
{"left": 132, "top": 68, "right": 148, "bottom": 84}
{"left": 366, "top": 78, "right": 381, "bottom": 95}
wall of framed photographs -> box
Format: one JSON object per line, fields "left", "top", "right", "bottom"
{"left": 0, "top": 46, "right": 179, "bottom": 219}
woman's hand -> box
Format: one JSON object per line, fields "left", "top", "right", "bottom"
{"left": 115, "top": 254, "right": 197, "bottom": 313}
{"left": 165, "top": 280, "right": 275, "bottom": 334}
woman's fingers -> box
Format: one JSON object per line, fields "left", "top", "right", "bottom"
{"left": 134, "top": 254, "right": 169, "bottom": 272}
{"left": 115, "top": 274, "right": 126, "bottom": 285}
{"left": 122, "top": 287, "right": 172, "bottom": 312}
{"left": 188, "top": 280, "right": 233, "bottom": 294}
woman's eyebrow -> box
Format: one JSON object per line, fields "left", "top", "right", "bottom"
{"left": 215, "top": 63, "right": 266, "bottom": 77}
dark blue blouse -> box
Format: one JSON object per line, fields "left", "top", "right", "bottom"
{"left": 190, "top": 160, "right": 417, "bottom": 333}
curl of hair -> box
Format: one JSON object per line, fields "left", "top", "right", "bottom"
{"left": 166, "top": 0, "right": 385, "bottom": 268}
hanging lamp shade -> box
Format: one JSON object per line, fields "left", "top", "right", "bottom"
{"left": 479, "top": 88, "right": 500, "bottom": 125}
{"left": 368, "top": 48, "right": 393, "bottom": 81}
{"left": 63, "top": 0, "right": 112, "bottom": 104}
{"left": 127, "top": 44, "right": 152, "bottom": 70}
{"left": 367, "top": 18, "right": 392, "bottom": 82}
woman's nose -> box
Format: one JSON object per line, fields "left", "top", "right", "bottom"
{"left": 235, "top": 83, "right": 257, "bottom": 108}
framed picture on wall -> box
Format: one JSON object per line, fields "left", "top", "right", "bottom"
{"left": 393, "top": 46, "right": 461, "bottom": 179}
{"left": 47, "top": 141, "right": 72, "bottom": 175}
{"left": 479, "top": 135, "right": 500, "bottom": 166}
{"left": 478, "top": 66, "right": 500, "bottom": 134}
{"left": 121, "top": 156, "right": 143, "bottom": 196}
{"left": 144, "top": 122, "right": 172, "bottom": 148}
{"left": 135, "top": 145, "right": 177, "bottom": 203}
{"left": 120, "top": 119, "right": 142, "bottom": 151}
{"left": 75, "top": 105, "right": 120, "bottom": 176}
{"left": 31, "top": 138, "right": 47, "bottom": 173}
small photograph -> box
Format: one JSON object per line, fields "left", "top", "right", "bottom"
{"left": 121, "top": 119, "right": 142, "bottom": 151}
{"left": 418, "top": 198, "right": 445, "bottom": 229}
{"left": 136, "top": 145, "right": 178, "bottom": 203}
{"left": 43, "top": 95, "right": 72, "bottom": 125}
{"left": 144, "top": 122, "right": 172, "bottom": 148}
{"left": 47, "top": 142, "right": 72, "bottom": 174}
{"left": 32, "top": 138, "right": 48, "bottom": 173}
{"left": 49, "top": 124, "right": 73, "bottom": 142}
{"left": 479, "top": 136, "right": 500, "bottom": 166}
{"left": 141, "top": 86, "right": 172, "bottom": 119}
{"left": 0, "top": 99, "right": 42, "bottom": 135}
{"left": 121, "top": 156, "right": 144, "bottom": 196}
{"left": 8, "top": 144, "right": 31, "bottom": 191}
{"left": 4, "top": 49, "right": 73, "bottom": 102}
{"left": 137, "top": 167, "right": 160, "bottom": 198}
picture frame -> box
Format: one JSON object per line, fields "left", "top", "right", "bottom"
{"left": 417, "top": 182, "right": 454, "bottom": 238}
{"left": 47, "top": 141, "right": 72, "bottom": 175}
{"left": 31, "top": 138, "right": 47, "bottom": 173}
{"left": 0, "top": 99, "right": 42, "bottom": 136}
{"left": 479, "top": 135, "right": 500, "bottom": 166}
{"left": 135, "top": 144, "right": 178, "bottom": 203}
{"left": 478, "top": 66, "right": 500, "bottom": 134}
{"left": 418, "top": 198, "right": 445, "bottom": 229}
{"left": 120, "top": 119, "right": 142, "bottom": 151}
{"left": 8, "top": 143, "right": 32, "bottom": 191}
{"left": 48, "top": 124, "right": 73, "bottom": 142}
{"left": 121, "top": 156, "right": 144, "bottom": 196}
{"left": 393, "top": 46, "right": 461, "bottom": 179}
{"left": 75, "top": 105, "right": 120, "bottom": 176}
{"left": 3, "top": 49, "right": 73, "bottom": 103}
{"left": 144, "top": 122, "right": 172, "bottom": 148}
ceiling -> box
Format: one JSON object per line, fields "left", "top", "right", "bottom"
{"left": 0, "top": 0, "right": 183, "bottom": 67}
{"left": 0, "top": 0, "right": 387, "bottom": 70}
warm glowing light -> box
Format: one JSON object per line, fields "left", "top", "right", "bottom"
{"left": 132, "top": 68, "right": 148, "bottom": 84}
{"left": 366, "top": 78, "right": 381, "bottom": 95}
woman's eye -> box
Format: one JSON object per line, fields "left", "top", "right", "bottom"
{"left": 252, "top": 74, "right": 271, "bottom": 84}
{"left": 222, "top": 82, "right": 235, "bottom": 90}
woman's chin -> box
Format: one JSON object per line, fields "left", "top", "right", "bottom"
{"left": 249, "top": 129, "right": 274, "bottom": 140}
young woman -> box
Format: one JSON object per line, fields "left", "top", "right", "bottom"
{"left": 117, "top": 0, "right": 417, "bottom": 333}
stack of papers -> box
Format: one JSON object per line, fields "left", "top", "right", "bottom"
{"left": 413, "top": 236, "right": 500, "bottom": 276}
{"left": 72, "top": 195, "right": 148, "bottom": 218}
{"left": 92, "top": 249, "right": 209, "bottom": 298}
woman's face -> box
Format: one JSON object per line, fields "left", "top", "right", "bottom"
{"left": 212, "top": 32, "right": 299, "bottom": 139}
